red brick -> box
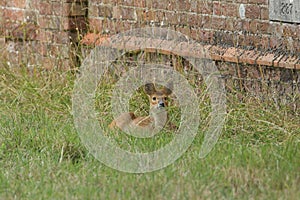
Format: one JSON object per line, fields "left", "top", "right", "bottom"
{"left": 112, "top": 6, "right": 121, "bottom": 19}
{"left": 53, "top": 31, "right": 70, "bottom": 44}
{"left": 120, "top": 0, "right": 134, "bottom": 7}
{"left": 282, "top": 24, "right": 296, "bottom": 37}
{"left": 38, "top": 15, "right": 61, "bottom": 29}
{"left": 39, "top": 2, "right": 52, "bottom": 15}
{"left": 235, "top": 0, "right": 248, "bottom": 3}
{"left": 209, "top": 45, "right": 227, "bottom": 61}
{"left": 249, "top": 20, "right": 259, "bottom": 34}
{"left": 260, "top": 6, "right": 269, "bottom": 20}
{"left": 188, "top": 14, "right": 202, "bottom": 27}
{"left": 134, "top": 0, "right": 146, "bottom": 7}
{"left": 155, "top": 10, "right": 165, "bottom": 22}
{"left": 81, "top": 33, "right": 109, "bottom": 46}
{"left": 36, "top": 29, "right": 54, "bottom": 42}
{"left": 259, "top": 35, "right": 270, "bottom": 50}
{"left": 6, "top": 0, "right": 26, "bottom": 9}
{"left": 245, "top": 4, "right": 260, "bottom": 19}
{"left": 258, "top": 21, "right": 269, "bottom": 34}
{"left": 0, "top": 1, "right": 6, "bottom": 6}
{"left": 177, "top": 0, "right": 191, "bottom": 12}
{"left": 269, "top": 36, "right": 282, "bottom": 49}
{"left": 239, "top": 50, "right": 260, "bottom": 65}
{"left": 190, "top": 28, "right": 213, "bottom": 43}
{"left": 164, "top": 12, "right": 180, "bottom": 25}
{"left": 295, "top": 61, "right": 300, "bottom": 70}
{"left": 190, "top": 0, "right": 197, "bottom": 13}
{"left": 0, "top": 37, "right": 5, "bottom": 46}
{"left": 273, "top": 54, "right": 285, "bottom": 67}
{"left": 176, "top": 26, "right": 190, "bottom": 37}
{"left": 4, "top": 9, "right": 24, "bottom": 22}
{"left": 10, "top": 22, "right": 38, "bottom": 41}
{"left": 197, "top": 0, "right": 213, "bottom": 15}
{"left": 211, "top": 17, "right": 226, "bottom": 30}
{"left": 88, "top": 18, "right": 103, "bottom": 33}
{"left": 223, "top": 47, "right": 244, "bottom": 63}
{"left": 151, "top": 0, "right": 167, "bottom": 10}
{"left": 213, "top": 1, "right": 222, "bottom": 16}
{"left": 256, "top": 52, "right": 275, "bottom": 66}
{"left": 248, "top": 0, "right": 267, "bottom": 5}
{"left": 279, "top": 55, "right": 298, "bottom": 69}
{"left": 98, "top": 5, "right": 113, "bottom": 18}
{"left": 201, "top": 16, "right": 211, "bottom": 29}
{"left": 117, "top": 6, "right": 136, "bottom": 20}
{"left": 68, "top": 17, "right": 87, "bottom": 31}
{"left": 88, "top": 5, "right": 98, "bottom": 17}
{"left": 224, "top": 3, "right": 238, "bottom": 17}
{"left": 166, "top": 0, "right": 177, "bottom": 11}
{"left": 226, "top": 18, "right": 243, "bottom": 31}
{"left": 143, "top": 10, "right": 155, "bottom": 22}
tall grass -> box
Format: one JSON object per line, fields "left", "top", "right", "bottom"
{"left": 0, "top": 60, "right": 299, "bottom": 199}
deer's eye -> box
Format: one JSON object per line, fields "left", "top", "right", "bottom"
{"left": 152, "top": 97, "right": 156, "bottom": 101}
{"left": 164, "top": 97, "right": 168, "bottom": 101}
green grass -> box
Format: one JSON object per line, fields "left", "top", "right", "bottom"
{"left": 0, "top": 63, "right": 299, "bottom": 200}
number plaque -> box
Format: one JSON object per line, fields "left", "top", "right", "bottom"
{"left": 269, "top": 0, "right": 300, "bottom": 23}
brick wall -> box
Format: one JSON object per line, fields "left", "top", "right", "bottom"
{"left": 88, "top": 0, "right": 299, "bottom": 55}
{"left": 0, "top": 0, "right": 299, "bottom": 105}
{"left": 1, "top": 0, "right": 299, "bottom": 68}
{"left": 0, "top": 0, "right": 87, "bottom": 69}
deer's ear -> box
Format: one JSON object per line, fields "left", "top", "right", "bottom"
{"left": 163, "top": 82, "right": 173, "bottom": 96}
{"left": 144, "top": 83, "right": 156, "bottom": 95}
{"left": 162, "top": 87, "right": 172, "bottom": 96}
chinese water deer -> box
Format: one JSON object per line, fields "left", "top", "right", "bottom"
{"left": 109, "top": 83, "right": 173, "bottom": 136}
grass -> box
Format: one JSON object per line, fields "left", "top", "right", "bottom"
{"left": 0, "top": 61, "right": 299, "bottom": 200}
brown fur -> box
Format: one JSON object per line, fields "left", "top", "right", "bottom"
{"left": 109, "top": 83, "right": 172, "bottom": 130}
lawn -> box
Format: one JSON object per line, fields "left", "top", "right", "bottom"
{"left": 0, "top": 62, "right": 299, "bottom": 199}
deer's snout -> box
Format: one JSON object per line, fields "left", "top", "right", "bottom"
{"left": 158, "top": 101, "right": 165, "bottom": 108}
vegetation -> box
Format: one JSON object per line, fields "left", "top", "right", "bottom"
{"left": 0, "top": 59, "right": 299, "bottom": 199}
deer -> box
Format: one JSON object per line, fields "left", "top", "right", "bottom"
{"left": 109, "top": 83, "right": 173, "bottom": 137}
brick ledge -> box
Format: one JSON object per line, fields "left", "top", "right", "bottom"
{"left": 81, "top": 33, "right": 300, "bottom": 70}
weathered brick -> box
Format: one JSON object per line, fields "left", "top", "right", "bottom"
{"left": 53, "top": 31, "right": 70, "bottom": 44}
{"left": 134, "top": 0, "right": 146, "bottom": 7}
{"left": 226, "top": 18, "right": 243, "bottom": 31}
{"left": 4, "top": 9, "right": 24, "bottom": 22}
{"left": 248, "top": 0, "right": 267, "bottom": 5}
{"left": 68, "top": 17, "right": 87, "bottom": 31}
{"left": 152, "top": 0, "right": 167, "bottom": 10}
{"left": 239, "top": 50, "right": 260, "bottom": 65}
{"left": 269, "top": 36, "right": 282, "bottom": 49}
{"left": 245, "top": 4, "right": 260, "bottom": 19}
{"left": 0, "top": 37, "right": 5, "bottom": 46}
{"left": 177, "top": 0, "right": 191, "bottom": 12}
{"left": 213, "top": 1, "right": 222, "bottom": 16}
{"left": 6, "top": 0, "right": 26, "bottom": 9}
{"left": 164, "top": 12, "right": 180, "bottom": 25}
{"left": 190, "top": 28, "right": 213, "bottom": 43}
{"left": 223, "top": 47, "right": 244, "bottom": 63}
{"left": 201, "top": 15, "right": 211, "bottom": 29}
{"left": 188, "top": 14, "right": 202, "bottom": 27}
{"left": 211, "top": 17, "right": 226, "bottom": 30}
{"left": 88, "top": 18, "right": 103, "bottom": 33}
{"left": 260, "top": 6, "right": 269, "bottom": 20}
{"left": 98, "top": 5, "right": 113, "bottom": 18}
{"left": 39, "top": 2, "right": 52, "bottom": 15}
{"left": 175, "top": 25, "right": 190, "bottom": 37}
{"left": 120, "top": 0, "right": 134, "bottom": 7}
{"left": 279, "top": 55, "right": 298, "bottom": 69}
{"left": 10, "top": 22, "right": 38, "bottom": 41}
{"left": 197, "top": 0, "right": 213, "bottom": 15}
{"left": 36, "top": 29, "right": 54, "bottom": 42}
